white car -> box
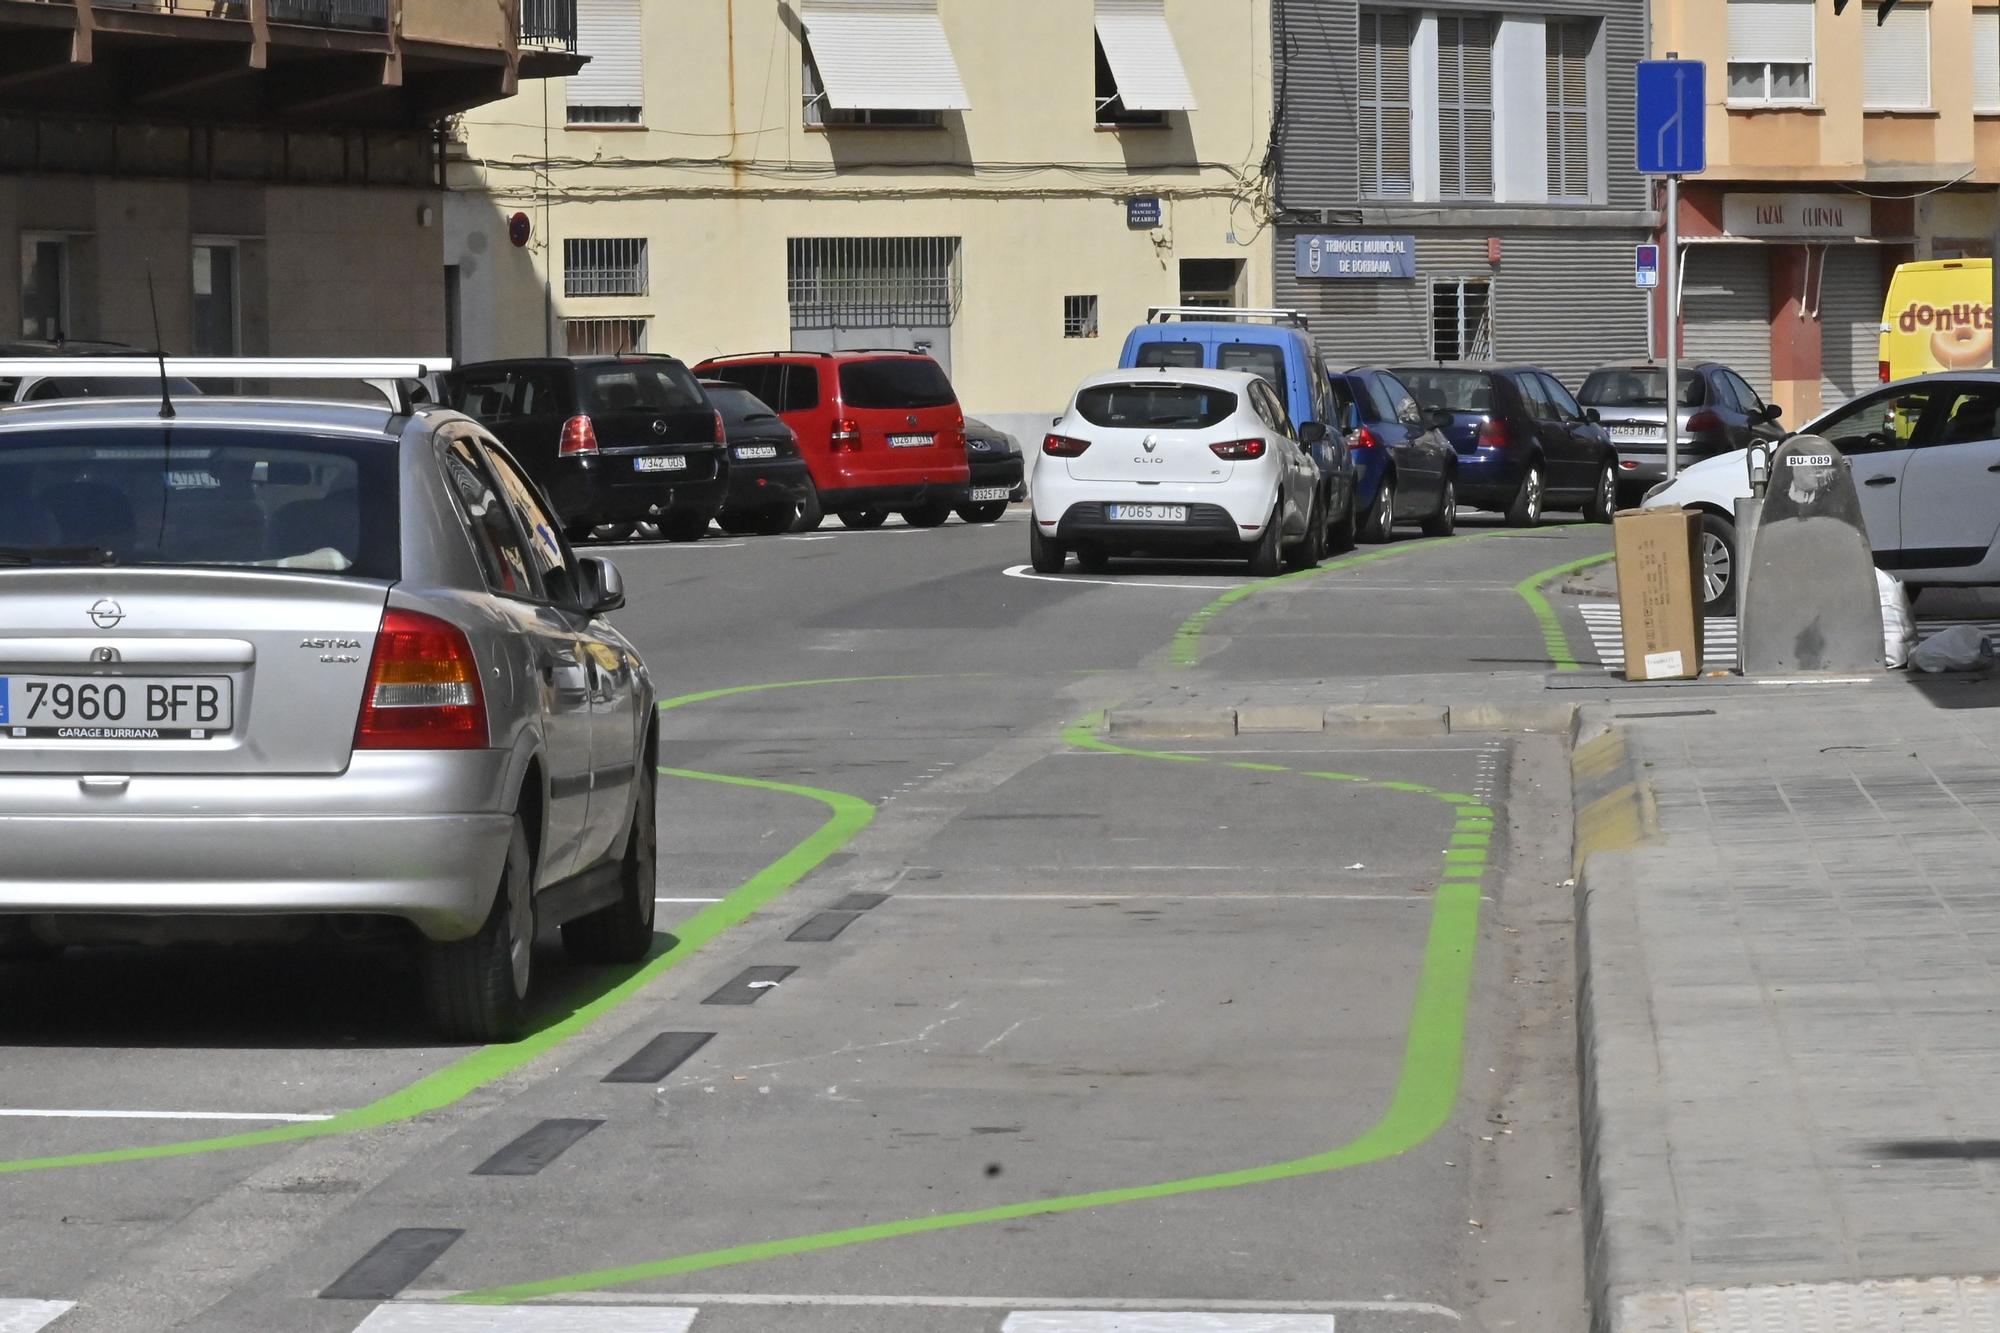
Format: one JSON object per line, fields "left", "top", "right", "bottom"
{"left": 1029, "top": 368, "right": 1325, "bottom": 575}
{"left": 1645, "top": 370, "right": 2000, "bottom": 613}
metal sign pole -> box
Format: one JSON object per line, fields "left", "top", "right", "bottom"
{"left": 1665, "top": 174, "right": 1680, "bottom": 481}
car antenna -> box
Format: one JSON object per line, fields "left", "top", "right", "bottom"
{"left": 146, "top": 269, "right": 175, "bottom": 420}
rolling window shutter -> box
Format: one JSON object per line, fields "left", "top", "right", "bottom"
{"left": 799, "top": 0, "right": 971, "bottom": 111}
{"left": 1977, "top": 9, "right": 2000, "bottom": 113}
{"left": 1727, "top": 0, "right": 1814, "bottom": 65}
{"left": 1864, "top": 3, "right": 1930, "bottom": 109}
{"left": 569, "top": 0, "right": 642, "bottom": 109}
{"left": 1093, "top": 0, "right": 1197, "bottom": 112}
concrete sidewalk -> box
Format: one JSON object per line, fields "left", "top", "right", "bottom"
{"left": 1576, "top": 671, "right": 2000, "bottom": 1332}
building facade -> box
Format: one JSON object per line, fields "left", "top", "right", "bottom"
{"left": 1269, "top": 0, "right": 1654, "bottom": 384}
{"left": 1653, "top": 0, "right": 2000, "bottom": 423}
{"left": 0, "top": 0, "right": 568, "bottom": 356}
{"left": 446, "top": 0, "right": 1272, "bottom": 433}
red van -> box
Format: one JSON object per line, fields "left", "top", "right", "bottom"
{"left": 693, "top": 351, "right": 969, "bottom": 529}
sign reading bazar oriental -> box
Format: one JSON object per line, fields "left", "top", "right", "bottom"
{"left": 1721, "top": 193, "right": 1872, "bottom": 240}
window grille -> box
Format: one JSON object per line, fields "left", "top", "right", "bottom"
{"left": 786, "top": 236, "right": 962, "bottom": 329}
{"left": 1431, "top": 279, "right": 1493, "bottom": 363}
{"left": 565, "top": 317, "right": 648, "bottom": 355}
{"left": 563, "top": 238, "right": 648, "bottom": 297}
{"left": 1063, "top": 294, "right": 1100, "bottom": 339}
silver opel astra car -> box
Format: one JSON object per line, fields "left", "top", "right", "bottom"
{"left": 0, "top": 389, "right": 658, "bottom": 1041}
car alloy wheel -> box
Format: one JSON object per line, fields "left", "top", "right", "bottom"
{"left": 1702, "top": 530, "right": 1732, "bottom": 603}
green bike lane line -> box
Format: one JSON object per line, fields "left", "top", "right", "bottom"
{"left": 0, "top": 676, "right": 922, "bottom": 1177}
{"left": 1510, "top": 550, "right": 1614, "bottom": 673}
{"left": 449, "top": 716, "right": 1492, "bottom": 1305}
{"left": 1173, "top": 528, "right": 1532, "bottom": 668}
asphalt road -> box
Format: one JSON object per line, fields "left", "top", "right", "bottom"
{"left": 0, "top": 508, "right": 1611, "bottom": 1333}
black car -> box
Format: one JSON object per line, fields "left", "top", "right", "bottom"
{"left": 960, "top": 417, "right": 1025, "bottom": 523}
{"left": 445, "top": 354, "right": 728, "bottom": 543}
{"left": 1327, "top": 367, "right": 1459, "bottom": 542}
{"left": 702, "top": 379, "right": 815, "bottom": 536}
{"left": 1392, "top": 364, "right": 1617, "bottom": 526}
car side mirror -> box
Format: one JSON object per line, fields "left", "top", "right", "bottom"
{"left": 1584, "top": 406, "right": 1602, "bottom": 424}
{"left": 1428, "top": 407, "right": 1452, "bottom": 430}
{"left": 576, "top": 555, "right": 626, "bottom": 616}
{"left": 1763, "top": 402, "right": 1784, "bottom": 422}
{"left": 1052, "top": 415, "right": 1062, "bottom": 427}
{"left": 1300, "top": 420, "right": 1328, "bottom": 445}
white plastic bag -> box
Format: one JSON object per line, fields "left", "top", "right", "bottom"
{"left": 1877, "top": 569, "right": 1917, "bottom": 669}
{"left": 1911, "top": 623, "right": 1994, "bottom": 674}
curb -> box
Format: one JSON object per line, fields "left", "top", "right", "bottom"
{"left": 1569, "top": 728, "right": 1658, "bottom": 878}
{"left": 1096, "top": 702, "right": 1583, "bottom": 740}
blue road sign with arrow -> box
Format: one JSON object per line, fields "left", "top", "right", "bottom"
{"left": 1636, "top": 59, "right": 1705, "bottom": 176}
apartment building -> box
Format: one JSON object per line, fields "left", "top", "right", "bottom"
{"left": 446, "top": 0, "right": 1272, "bottom": 430}
{"left": 1268, "top": 0, "right": 1653, "bottom": 382}
{"left": 1654, "top": 0, "right": 2000, "bottom": 421}
{"left": 0, "top": 0, "right": 570, "bottom": 356}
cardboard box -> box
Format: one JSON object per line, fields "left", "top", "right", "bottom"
{"left": 1613, "top": 507, "right": 1702, "bottom": 681}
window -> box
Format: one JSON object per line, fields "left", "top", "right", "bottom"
{"left": 1357, "top": 9, "right": 1414, "bottom": 199}
{"left": 1546, "top": 20, "right": 1593, "bottom": 202}
{"left": 1216, "top": 342, "right": 1289, "bottom": 406}
{"left": 1063, "top": 294, "right": 1100, "bottom": 339}
{"left": 803, "top": 46, "right": 941, "bottom": 127}
{"left": 1931, "top": 387, "right": 2000, "bottom": 447}
{"left": 581, "top": 361, "right": 706, "bottom": 413}
{"left": 19, "top": 236, "right": 67, "bottom": 341}
{"left": 1540, "top": 373, "right": 1586, "bottom": 421}
{"left": 1815, "top": 386, "right": 1932, "bottom": 455}
{"left": 191, "top": 241, "right": 239, "bottom": 357}
{"left": 1724, "top": 371, "right": 1766, "bottom": 416}
{"left": 1430, "top": 279, "right": 1492, "bottom": 362}
{"left": 1436, "top": 15, "right": 1494, "bottom": 200}
{"left": 478, "top": 443, "right": 572, "bottom": 594}
{"left": 1864, "top": 3, "right": 1930, "bottom": 111}
{"left": 563, "top": 238, "right": 648, "bottom": 297}
{"left": 564, "top": 317, "right": 647, "bottom": 355}
{"left": 787, "top": 236, "right": 961, "bottom": 330}
{"left": 1400, "top": 368, "right": 1494, "bottom": 413}
{"left": 445, "top": 438, "right": 536, "bottom": 596}
{"left": 1178, "top": 257, "right": 1242, "bottom": 307}
{"left": 1977, "top": 9, "right": 2000, "bottom": 113}
{"left": 1094, "top": 37, "right": 1165, "bottom": 126}
{"left": 1134, "top": 341, "right": 1204, "bottom": 368}
{"left": 1091, "top": 0, "right": 1194, "bottom": 126}
{"left": 450, "top": 369, "right": 567, "bottom": 422}
{"left": 1517, "top": 372, "right": 1558, "bottom": 421}
{"left": 568, "top": 0, "right": 642, "bottom": 123}
{"left": 1727, "top": 0, "right": 1814, "bottom": 105}
{"left": 837, "top": 359, "right": 956, "bottom": 409}
{"left": 1073, "top": 382, "right": 1237, "bottom": 430}
{"left": 796, "top": 0, "right": 969, "bottom": 127}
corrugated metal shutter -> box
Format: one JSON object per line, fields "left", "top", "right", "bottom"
{"left": 1094, "top": 0, "right": 1197, "bottom": 111}
{"left": 1437, "top": 14, "right": 1493, "bottom": 200}
{"left": 1682, "top": 245, "right": 1773, "bottom": 401}
{"left": 1357, "top": 10, "right": 1413, "bottom": 199}
{"left": 1547, "top": 20, "right": 1591, "bottom": 202}
{"left": 799, "top": 0, "right": 971, "bottom": 111}
{"left": 1820, "top": 246, "right": 1885, "bottom": 410}
{"left": 1863, "top": 3, "right": 1930, "bottom": 110}
{"left": 1976, "top": 8, "right": 2000, "bottom": 113}
{"left": 569, "top": 0, "right": 642, "bottom": 110}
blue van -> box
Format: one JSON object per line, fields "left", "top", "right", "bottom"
{"left": 1117, "top": 307, "right": 1355, "bottom": 543}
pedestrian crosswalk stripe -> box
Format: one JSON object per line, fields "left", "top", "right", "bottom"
{"left": 1001, "top": 1316, "right": 1338, "bottom": 1332}
{"left": 0, "top": 1301, "right": 74, "bottom": 1333}
{"left": 351, "top": 1306, "right": 696, "bottom": 1331}
{"left": 1578, "top": 602, "right": 2000, "bottom": 673}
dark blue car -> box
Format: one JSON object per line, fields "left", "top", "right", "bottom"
{"left": 1392, "top": 365, "right": 1618, "bottom": 526}
{"left": 1326, "top": 367, "right": 1459, "bottom": 542}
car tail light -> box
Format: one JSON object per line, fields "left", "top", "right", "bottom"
{"left": 354, "top": 609, "right": 488, "bottom": 751}
{"left": 1686, "top": 409, "right": 1723, "bottom": 433}
{"left": 1209, "top": 438, "right": 1267, "bottom": 460}
{"left": 831, "top": 417, "right": 862, "bottom": 452}
{"left": 713, "top": 409, "right": 726, "bottom": 442}
{"left": 1351, "top": 427, "right": 1382, "bottom": 451}
{"left": 1475, "top": 418, "right": 1509, "bottom": 448}
{"left": 559, "top": 414, "right": 598, "bottom": 456}
{"left": 1880, "top": 360, "right": 1892, "bottom": 383}
{"left": 1042, "top": 433, "right": 1090, "bottom": 457}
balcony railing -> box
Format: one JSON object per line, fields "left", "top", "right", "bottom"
{"left": 519, "top": 0, "right": 575, "bottom": 50}
{"left": 266, "top": 0, "right": 388, "bottom": 31}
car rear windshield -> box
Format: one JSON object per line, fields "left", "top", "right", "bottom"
{"left": 1134, "top": 342, "right": 1205, "bottom": 369}
{"left": 1579, "top": 368, "right": 1702, "bottom": 408}
{"left": 1216, "top": 343, "right": 1289, "bottom": 405}
{"left": 1397, "top": 370, "right": 1496, "bottom": 414}
{"left": 702, "top": 382, "right": 779, "bottom": 425}
{"left": 0, "top": 426, "right": 398, "bottom": 578}
{"left": 582, "top": 361, "right": 706, "bottom": 414}
{"left": 1074, "top": 383, "right": 1237, "bottom": 429}
{"left": 838, "top": 359, "right": 957, "bottom": 410}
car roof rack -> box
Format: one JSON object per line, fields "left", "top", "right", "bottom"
{"left": 1145, "top": 306, "right": 1311, "bottom": 329}
{"left": 698, "top": 351, "right": 833, "bottom": 362}
{"left": 0, "top": 356, "right": 451, "bottom": 379}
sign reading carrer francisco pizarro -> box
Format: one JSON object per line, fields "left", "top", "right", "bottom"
{"left": 1294, "top": 234, "right": 1417, "bottom": 280}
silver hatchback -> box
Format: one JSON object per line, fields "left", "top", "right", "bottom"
{"left": 0, "top": 394, "right": 658, "bottom": 1041}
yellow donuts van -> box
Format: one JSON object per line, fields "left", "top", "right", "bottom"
{"left": 1880, "top": 258, "right": 1994, "bottom": 383}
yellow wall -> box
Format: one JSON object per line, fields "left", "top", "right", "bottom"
{"left": 402, "top": 0, "right": 514, "bottom": 51}
{"left": 449, "top": 0, "right": 1272, "bottom": 417}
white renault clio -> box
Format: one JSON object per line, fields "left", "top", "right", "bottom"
{"left": 1029, "top": 368, "right": 1325, "bottom": 575}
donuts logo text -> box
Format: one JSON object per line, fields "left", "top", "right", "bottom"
{"left": 1893, "top": 302, "right": 1993, "bottom": 336}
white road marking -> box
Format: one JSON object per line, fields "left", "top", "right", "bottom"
{"left": 0, "top": 1108, "right": 332, "bottom": 1123}
{"left": 406, "top": 1292, "right": 1458, "bottom": 1319}
{"left": 1002, "top": 564, "right": 1250, "bottom": 592}
{"left": 1004, "top": 1316, "right": 1336, "bottom": 1333}
{"left": 1580, "top": 601, "right": 2000, "bottom": 675}
{"left": 893, "top": 893, "right": 1452, "bottom": 903}
{"left": 0, "top": 1300, "right": 73, "bottom": 1333}
{"left": 353, "top": 1306, "right": 695, "bottom": 1331}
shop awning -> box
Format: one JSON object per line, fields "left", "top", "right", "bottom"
{"left": 1094, "top": 0, "right": 1197, "bottom": 112}
{"left": 799, "top": 0, "right": 971, "bottom": 111}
